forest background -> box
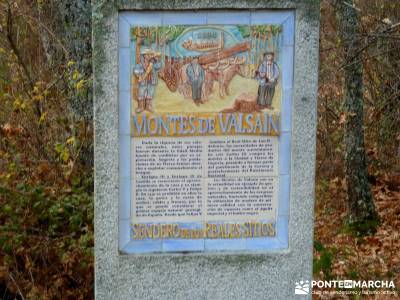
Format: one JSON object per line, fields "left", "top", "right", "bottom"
{"left": 0, "top": 1, "right": 399, "bottom": 299}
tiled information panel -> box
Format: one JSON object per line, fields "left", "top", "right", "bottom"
{"left": 118, "top": 11, "right": 294, "bottom": 253}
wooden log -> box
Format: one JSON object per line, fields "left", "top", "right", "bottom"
{"left": 198, "top": 42, "right": 251, "bottom": 65}
{"left": 220, "top": 92, "right": 260, "bottom": 113}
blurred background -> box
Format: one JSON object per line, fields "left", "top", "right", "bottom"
{"left": 0, "top": 1, "right": 399, "bottom": 299}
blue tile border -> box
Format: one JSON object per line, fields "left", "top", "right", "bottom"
{"left": 119, "top": 16, "right": 130, "bottom": 48}
{"left": 119, "top": 219, "right": 131, "bottom": 250}
{"left": 119, "top": 91, "right": 130, "bottom": 135}
{"left": 120, "top": 12, "right": 162, "bottom": 26}
{"left": 281, "top": 88, "right": 292, "bottom": 133}
{"left": 118, "top": 48, "right": 130, "bottom": 92}
{"left": 163, "top": 12, "right": 207, "bottom": 25}
{"left": 118, "top": 11, "right": 294, "bottom": 254}
{"left": 283, "top": 13, "right": 295, "bottom": 46}
{"left": 250, "top": 11, "right": 292, "bottom": 25}
{"left": 119, "top": 177, "right": 131, "bottom": 220}
{"left": 278, "top": 174, "right": 290, "bottom": 217}
{"left": 206, "top": 11, "right": 250, "bottom": 25}
{"left": 279, "top": 132, "right": 291, "bottom": 175}
{"left": 282, "top": 46, "right": 294, "bottom": 90}
{"left": 276, "top": 215, "right": 289, "bottom": 238}
{"left": 162, "top": 239, "right": 205, "bottom": 252}
{"left": 119, "top": 134, "right": 130, "bottom": 178}
{"left": 123, "top": 239, "right": 163, "bottom": 253}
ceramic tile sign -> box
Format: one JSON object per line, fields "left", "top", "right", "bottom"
{"left": 119, "top": 16, "right": 294, "bottom": 253}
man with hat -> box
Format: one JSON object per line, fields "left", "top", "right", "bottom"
{"left": 255, "top": 51, "right": 280, "bottom": 109}
{"left": 133, "top": 48, "right": 161, "bottom": 113}
{"left": 186, "top": 56, "right": 205, "bottom": 105}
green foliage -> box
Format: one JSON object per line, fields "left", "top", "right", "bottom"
{"left": 162, "top": 26, "right": 187, "bottom": 43}
{"left": 237, "top": 26, "right": 252, "bottom": 38}
{"left": 0, "top": 47, "right": 9, "bottom": 84}
{"left": 130, "top": 25, "right": 186, "bottom": 45}
{"left": 250, "top": 25, "right": 282, "bottom": 37}
{"left": 348, "top": 269, "right": 359, "bottom": 280}
{"left": 0, "top": 177, "right": 94, "bottom": 298}
{"left": 342, "top": 216, "right": 380, "bottom": 237}
{"left": 313, "top": 240, "right": 334, "bottom": 279}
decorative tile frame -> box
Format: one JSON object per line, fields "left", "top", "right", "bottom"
{"left": 118, "top": 11, "right": 294, "bottom": 254}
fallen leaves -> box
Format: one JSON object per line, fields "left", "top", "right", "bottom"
{"left": 314, "top": 172, "right": 400, "bottom": 295}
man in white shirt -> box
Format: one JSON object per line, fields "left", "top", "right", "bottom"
{"left": 255, "top": 52, "right": 280, "bottom": 109}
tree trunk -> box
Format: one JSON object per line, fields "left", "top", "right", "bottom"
{"left": 255, "top": 32, "right": 259, "bottom": 64}
{"left": 334, "top": 0, "right": 378, "bottom": 234}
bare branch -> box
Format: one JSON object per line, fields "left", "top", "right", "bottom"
{"left": 6, "top": 4, "right": 34, "bottom": 89}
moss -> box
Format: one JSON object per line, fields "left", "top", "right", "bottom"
{"left": 313, "top": 241, "right": 334, "bottom": 279}
{"left": 342, "top": 215, "right": 380, "bottom": 237}
{"left": 347, "top": 217, "right": 380, "bottom": 236}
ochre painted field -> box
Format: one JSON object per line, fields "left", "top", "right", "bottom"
{"left": 132, "top": 75, "right": 281, "bottom": 115}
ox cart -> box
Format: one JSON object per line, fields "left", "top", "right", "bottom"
{"left": 160, "top": 42, "right": 251, "bottom": 93}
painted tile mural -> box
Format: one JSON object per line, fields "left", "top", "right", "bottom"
{"left": 131, "top": 25, "right": 282, "bottom": 116}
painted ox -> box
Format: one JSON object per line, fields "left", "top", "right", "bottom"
{"left": 204, "top": 56, "right": 247, "bottom": 99}
{"left": 177, "top": 56, "right": 247, "bottom": 101}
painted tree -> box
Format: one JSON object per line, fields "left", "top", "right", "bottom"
{"left": 334, "top": 0, "right": 378, "bottom": 234}
{"left": 249, "top": 25, "right": 281, "bottom": 64}
{"left": 131, "top": 26, "right": 146, "bottom": 100}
